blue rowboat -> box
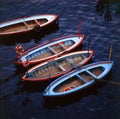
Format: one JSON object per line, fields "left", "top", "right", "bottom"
{"left": 43, "top": 61, "right": 114, "bottom": 97}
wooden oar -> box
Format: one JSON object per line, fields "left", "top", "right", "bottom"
{"left": 88, "top": 37, "right": 90, "bottom": 57}
{"left": 108, "top": 45, "right": 112, "bottom": 61}
{"left": 78, "top": 19, "right": 82, "bottom": 38}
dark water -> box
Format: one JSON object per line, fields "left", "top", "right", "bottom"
{"left": 0, "top": 0, "right": 120, "bottom": 119}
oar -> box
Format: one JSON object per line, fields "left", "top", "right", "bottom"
{"left": 78, "top": 19, "right": 82, "bottom": 38}
{"left": 88, "top": 37, "right": 90, "bottom": 57}
{"left": 108, "top": 45, "right": 112, "bottom": 61}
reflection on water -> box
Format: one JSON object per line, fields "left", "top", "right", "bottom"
{"left": 21, "top": 92, "right": 33, "bottom": 106}
{"left": 43, "top": 83, "right": 106, "bottom": 109}
{"left": 0, "top": 23, "right": 59, "bottom": 45}
{"left": 96, "top": 0, "right": 120, "bottom": 21}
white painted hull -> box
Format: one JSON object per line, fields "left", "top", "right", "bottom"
{"left": 0, "top": 14, "right": 58, "bottom": 36}
{"left": 22, "top": 50, "right": 93, "bottom": 82}
{"left": 15, "top": 34, "right": 85, "bottom": 67}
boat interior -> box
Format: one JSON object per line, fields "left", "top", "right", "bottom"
{"left": 25, "top": 40, "right": 75, "bottom": 61}
{"left": 0, "top": 19, "right": 48, "bottom": 33}
{"left": 28, "top": 52, "right": 91, "bottom": 78}
{"left": 53, "top": 66, "right": 104, "bottom": 93}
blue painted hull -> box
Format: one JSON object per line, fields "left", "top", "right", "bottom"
{"left": 43, "top": 61, "right": 114, "bottom": 97}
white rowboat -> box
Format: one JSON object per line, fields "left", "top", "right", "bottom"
{"left": 22, "top": 50, "right": 94, "bottom": 82}
{"left": 0, "top": 14, "right": 58, "bottom": 37}
{"left": 15, "top": 34, "right": 85, "bottom": 67}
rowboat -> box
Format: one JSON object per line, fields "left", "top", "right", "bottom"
{"left": 43, "top": 61, "right": 114, "bottom": 98}
{"left": 22, "top": 50, "right": 94, "bottom": 82}
{"left": 14, "top": 34, "right": 85, "bottom": 67}
{"left": 0, "top": 14, "right": 58, "bottom": 37}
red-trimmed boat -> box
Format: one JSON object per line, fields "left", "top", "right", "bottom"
{"left": 0, "top": 14, "right": 58, "bottom": 37}
{"left": 22, "top": 50, "right": 94, "bottom": 82}
{"left": 14, "top": 34, "right": 85, "bottom": 67}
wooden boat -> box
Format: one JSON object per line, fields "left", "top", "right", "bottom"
{"left": 0, "top": 14, "right": 58, "bottom": 37}
{"left": 22, "top": 50, "right": 94, "bottom": 82}
{"left": 43, "top": 61, "right": 114, "bottom": 97}
{"left": 14, "top": 34, "right": 85, "bottom": 67}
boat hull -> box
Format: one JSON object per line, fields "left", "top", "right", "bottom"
{"left": 43, "top": 61, "right": 114, "bottom": 98}
{"left": 0, "top": 14, "right": 58, "bottom": 38}
{"left": 22, "top": 50, "right": 94, "bottom": 82}
{"left": 14, "top": 34, "right": 85, "bottom": 67}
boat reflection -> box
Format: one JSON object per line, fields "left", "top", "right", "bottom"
{"left": 96, "top": 0, "right": 120, "bottom": 21}
{"left": 43, "top": 83, "right": 105, "bottom": 109}
{"left": 0, "top": 23, "right": 59, "bottom": 45}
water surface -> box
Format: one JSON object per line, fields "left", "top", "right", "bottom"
{"left": 0, "top": 0, "right": 120, "bottom": 119}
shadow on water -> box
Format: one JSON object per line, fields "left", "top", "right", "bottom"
{"left": 96, "top": 0, "right": 120, "bottom": 21}
{"left": 43, "top": 84, "right": 106, "bottom": 109}
{"left": 0, "top": 77, "right": 50, "bottom": 103}
{"left": 17, "top": 81, "right": 50, "bottom": 93}
{"left": 16, "top": 81, "right": 52, "bottom": 106}
{"left": 1, "top": 69, "right": 118, "bottom": 110}
{"left": 0, "top": 23, "right": 59, "bottom": 45}
{"left": 0, "top": 66, "right": 26, "bottom": 84}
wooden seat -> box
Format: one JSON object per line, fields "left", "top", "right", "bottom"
{"left": 23, "top": 21, "right": 29, "bottom": 29}
{"left": 48, "top": 46, "right": 57, "bottom": 54}
{"left": 58, "top": 42, "right": 67, "bottom": 50}
{"left": 56, "top": 62, "right": 66, "bottom": 71}
{"left": 34, "top": 19, "right": 41, "bottom": 26}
